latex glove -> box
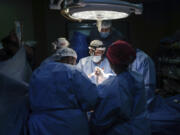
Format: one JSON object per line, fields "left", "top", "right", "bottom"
{"left": 88, "top": 67, "right": 113, "bottom": 84}
{"left": 94, "top": 67, "right": 107, "bottom": 84}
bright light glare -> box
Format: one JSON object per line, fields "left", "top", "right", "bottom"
{"left": 71, "top": 10, "right": 129, "bottom": 20}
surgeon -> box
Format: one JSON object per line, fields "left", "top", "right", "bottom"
{"left": 129, "top": 47, "right": 156, "bottom": 105}
{"left": 77, "top": 40, "right": 114, "bottom": 85}
{"left": 28, "top": 47, "right": 98, "bottom": 135}
{"left": 1, "top": 33, "right": 19, "bottom": 59}
{"left": 90, "top": 40, "right": 151, "bottom": 135}
{"left": 0, "top": 73, "right": 29, "bottom": 135}
{"left": 89, "top": 20, "right": 125, "bottom": 48}
{"left": 41, "top": 37, "right": 70, "bottom": 65}
{"left": 51, "top": 37, "right": 70, "bottom": 51}
{"left": 0, "top": 33, "right": 32, "bottom": 83}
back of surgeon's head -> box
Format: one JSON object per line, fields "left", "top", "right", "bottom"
{"left": 1, "top": 33, "right": 19, "bottom": 57}
{"left": 106, "top": 40, "right": 136, "bottom": 74}
{"left": 53, "top": 48, "right": 77, "bottom": 65}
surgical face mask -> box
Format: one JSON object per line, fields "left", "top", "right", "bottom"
{"left": 92, "top": 56, "right": 102, "bottom": 63}
{"left": 100, "top": 32, "right": 110, "bottom": 39}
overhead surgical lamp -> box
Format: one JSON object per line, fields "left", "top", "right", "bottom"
{"left": 50, "top": 0, "right": 143, "bottom": 30}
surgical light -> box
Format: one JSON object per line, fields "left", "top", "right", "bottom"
{"left": 49, "top": 0, "right": 143, "bottom": 31}
{"left": 71, "top": 10, "right": 129, "bottom": 20}
{"left": 50, "top": 0, "right": 143, "bottom": 21}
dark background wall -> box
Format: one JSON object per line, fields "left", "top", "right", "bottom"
{"left": 32, "top": 0, "right": 68, "bottom": 67}
{"left": 127, "top": 0, "right": 180, "bottom": 57}
{"left": 0, "top": 0, "right": 34, "bottom": 41}
{"left": 32, "top": 0, "right": 48, "bottom": 67}
{"left": 1, "top": 0, "right": 180, "bottom": 67}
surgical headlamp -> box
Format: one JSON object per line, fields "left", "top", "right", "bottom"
{"left": 88, "top": 46, "right": 106, "bottom": 57}
{"left": 89, "top": 39, "right": 106, "bottom": 51}
{"left": 49, "top": 0, "right": 143, "bottom": 24}
{"left": 88, "top": 46, "right": 106, "bottom": 51}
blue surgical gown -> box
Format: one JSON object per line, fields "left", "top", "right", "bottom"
{"left": 0, "top": 47, "right": 32, "bottom": 83}
{"left": 71, "top": 31, "right": 89, "bottom": 62}
{"left": 0, "top": 73, "right": 29, "bottom": 135}
{"left": 28, "top": 62, "right": 98, "bottom": 135}
{"left": 91, "top": 71, "right": 151, "bottom": 135}
{"left": 148, "top": 95, "right": 180, "bottom": 135}
{"left": 77, "top": 56, "right": 115, "bottom": 84}
{"left": 129, "top": 49, "right": 156, "bottom": 104}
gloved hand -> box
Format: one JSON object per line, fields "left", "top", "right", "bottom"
{"left": 88, "top": 67, "right": 112, "bottom": 84}
{"left": 95, "top": 67, "right": 107, "bottom": 84}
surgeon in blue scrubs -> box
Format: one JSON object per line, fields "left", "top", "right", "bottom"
{"left": 89, "top": 20, "right": 125, "bottom": 48}
{"left": 91, "top": 40, "right": 151, "bottom": 135}
{"left": 77, "top": 40, "right": 114, "bottom": 85}
{"left": 129, "top": 48, "right": 156, "bottom": 104}
{"left": 28, "top": 48, "right": 98, "bottom": 135}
